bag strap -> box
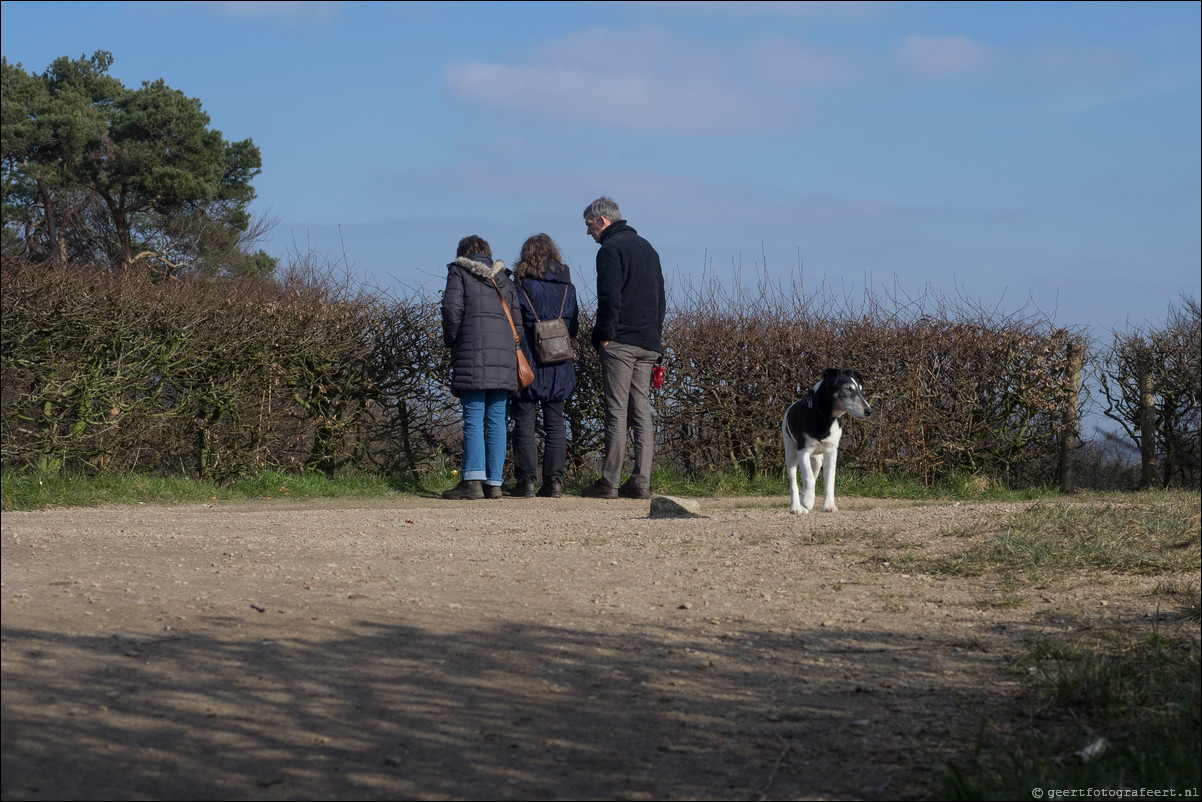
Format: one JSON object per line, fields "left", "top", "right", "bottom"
{"left": 490, "top": 277, "right": 520, "bottom": 345}
{"left": 517, "top": 283, "right": 543, "bottom": 324}
{"left": 517, "top": 279, "right": 569, "bottom": 322}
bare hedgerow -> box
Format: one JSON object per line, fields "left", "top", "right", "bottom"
{"left": 366, "top": 286, "right": 457, "bottom": 481}
{"left": 1, "top": 257, "right": 1091, "bottom": 489}
{"left": 0, "top": 256, "right": 413, "bottom": 480}
{"left": 562, "top": 291, "right": 606, "bottom": 477}
{"left": 1098, "top": 297, "right": 1201, "bottom": 489}
{"left": 1, "top": 260, "right": 142, "bottom": 471}
{"left": 655, "top": 271, "right": 1087, "bottom": 488}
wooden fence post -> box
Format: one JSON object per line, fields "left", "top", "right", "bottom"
{"left": 1059, "top": 342, "right": 1082, "bottom": 492}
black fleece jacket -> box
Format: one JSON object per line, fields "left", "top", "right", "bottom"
{"left": 591, "top": 220, "right": 666, "bottom": 352}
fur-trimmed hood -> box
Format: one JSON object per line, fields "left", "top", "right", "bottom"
{"left": 441, "top": 254, "right": 522, "bottom": 396}
{"left": 450, "top": 255, "right": 507, "bottom": 281}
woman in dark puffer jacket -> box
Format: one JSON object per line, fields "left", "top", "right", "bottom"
{"left": 441, "top": 235, "right": 522, "bottom": 500}
{"left": 510, "top": 234, "right": 579, "bottom": 498}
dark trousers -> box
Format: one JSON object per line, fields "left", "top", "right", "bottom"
{"left": 511, "top": 399, "right": 567, "bottom": 484}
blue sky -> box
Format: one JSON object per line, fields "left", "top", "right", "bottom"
{"left": 3, "top": 0, "right": 1199, "bottom": 337}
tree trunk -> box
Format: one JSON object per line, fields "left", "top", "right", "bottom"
{"left": 36, "top": 180, "right": 68, "bottom": 262}
{"left": 115, "top": 207, "right": 133, "bottom": 270}
{"left": 1138, "top": 348, "right": 1157, "bottom": 490}
{"left": 1058, "top": 343, "right": 1082, "bottom": 492}
{"left": 100, "top": 190, "right": 133, "bottom": 270}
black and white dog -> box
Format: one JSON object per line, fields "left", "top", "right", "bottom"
{"left": 782, "top": 369, "right": 872, "bottom": 514}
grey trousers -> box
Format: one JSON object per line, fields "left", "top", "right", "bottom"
{"left": 598, "top": 341, "right": 659, "bottom": 488}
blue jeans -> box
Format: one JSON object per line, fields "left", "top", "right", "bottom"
{"left": 460, "top": 389, "right": 508, "bottom": 486}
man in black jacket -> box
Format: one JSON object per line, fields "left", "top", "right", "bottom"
{"left": 581, "top": 197, "right": 666, "bottom": 499}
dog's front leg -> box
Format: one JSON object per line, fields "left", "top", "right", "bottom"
{"left": 799, "top": 452, "right": 819, "bottom": 513}
{"left": 821, "top": 449, "right": 838, "bottom": 512}
{"left": 786, "top": 447, "right": 807, "bottom": 515}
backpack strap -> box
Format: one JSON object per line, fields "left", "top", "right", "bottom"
{"left": 517, "top": 281, "right": 543, "bottom": 323}
{"left": 518, "top": 280, "right": 570, "bottom": 321}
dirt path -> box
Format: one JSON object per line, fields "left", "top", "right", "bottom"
{"left": 0, "top": 495, "right": 1181, "bottom": 800}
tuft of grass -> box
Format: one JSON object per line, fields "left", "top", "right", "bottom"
{"left": 642, "top": 466, "right": 1064, "bottom": 502}
{"left": 639, "top": 465, "right": 780, "bottom": 497}
{"left": 228, "top": 470, "right": 407, "bottom": 500}
{"left": 3, "top": 456, "right": 1072, "bottom": 511}
{"left": 860, "top": 527, "right": 929, "bottom": 574}
{"left": 839, "top": 470, "right": 943, "bottom": 500}
{"left": 1, "top": 468, "right": 406, "bottom": 511}
{"left": 1151, "top": 580, "right": 1202, "bottom": 623}
{"left": 938, "top": 471, "right": 1062, "bottom": 502}
{"left": 926, "top": 492, "right": 1201, "bottom": 581}
{"left": 1184, "top": 592, "right": 1202, "bottom": 624}
{"left": 943, "top": 618, "right": 1201, "bottom": 800}
{"left": 2, "top": 470, "right": 206, "bottom": 510}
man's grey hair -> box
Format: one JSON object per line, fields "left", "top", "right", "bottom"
{"left": 583, "top": 196, "right": 621, "bottom": 222}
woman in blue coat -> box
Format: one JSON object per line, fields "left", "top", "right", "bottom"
{"left": 441, "top": 235, "right": 522, "bottom": 500}
{"left": 510, "top": 234, "right": 579, "bottom": 498}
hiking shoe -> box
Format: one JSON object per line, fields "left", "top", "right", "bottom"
{"left": 511, "top": 481, "right": 537, "bottom": 498}
{"left": 537, "top": 479, "right": 563, "bottom": 498}
{"left": 484, "top": 484, "right": 503, "bottom": 499}
{"left": 581, "top": 479, "right": 619, "bottom": 499}
{"left": 618, "top": 480, "right": 651, "bottom": 500}
{"left": 442, "top": 480, "right": 484, "bottom": 500}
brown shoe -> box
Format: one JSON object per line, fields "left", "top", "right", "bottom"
{"left": 581, "top": 479, "right": 619, "bottom": 499}
{"left": 618, "top": 480, "right": 650, "bottom": 500}
{"left": 537, "top": 479, "right": 563, "bottom": 498}
{"left": 442, "top": 480, "right": 484, "bottom": 500}
{"left": 484, "top": 484, "right": 503, "bottom": 499}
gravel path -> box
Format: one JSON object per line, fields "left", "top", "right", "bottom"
{"left": 1, "top": 495, "right": 1180, "bottom": 800}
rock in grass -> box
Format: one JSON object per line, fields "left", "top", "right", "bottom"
{"left": 650, "top": 495, "right": 703, "bottom": 518}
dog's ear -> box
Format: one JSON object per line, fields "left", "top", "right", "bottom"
{"left": 823, "top": 368, "right": 841, "bottom": 383}
{"left": 847, "top": 369, "right": 864, "bottom": 384}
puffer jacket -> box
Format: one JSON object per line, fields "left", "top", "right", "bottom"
{"left": 515, "top": 260, "right": 579, "bottom": 403}
{"left": 441, "top": 255, "right": 522, "bottom": 395}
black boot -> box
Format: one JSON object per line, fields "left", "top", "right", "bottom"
{"left": 582, "top": 479, "right": 619, "bottom": 499}
{"left": 442, "top": 480, "right": 484, "bottom": 500}
{"left": 619, "top": 479, "right": 650, "bottom": 499}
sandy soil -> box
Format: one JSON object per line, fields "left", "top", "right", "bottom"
{"left": 1, "top": 494, "right": 1188, "bottom": 801}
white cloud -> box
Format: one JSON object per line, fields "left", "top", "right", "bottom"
{"left": 443, "top": 21, "right": 1159, "bottom": 134}
{"left": 896, "top": 34, "right": 996, "bottom": 78}
{"left": 446, "top": 62, "right": 759, "bottom": 132}
{"left": 444, "top": 26, "right": 857, "bottom": 133}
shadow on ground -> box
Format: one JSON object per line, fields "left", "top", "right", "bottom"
{"left": 1, "top": 607, "right": 1039, "bottom": 801}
